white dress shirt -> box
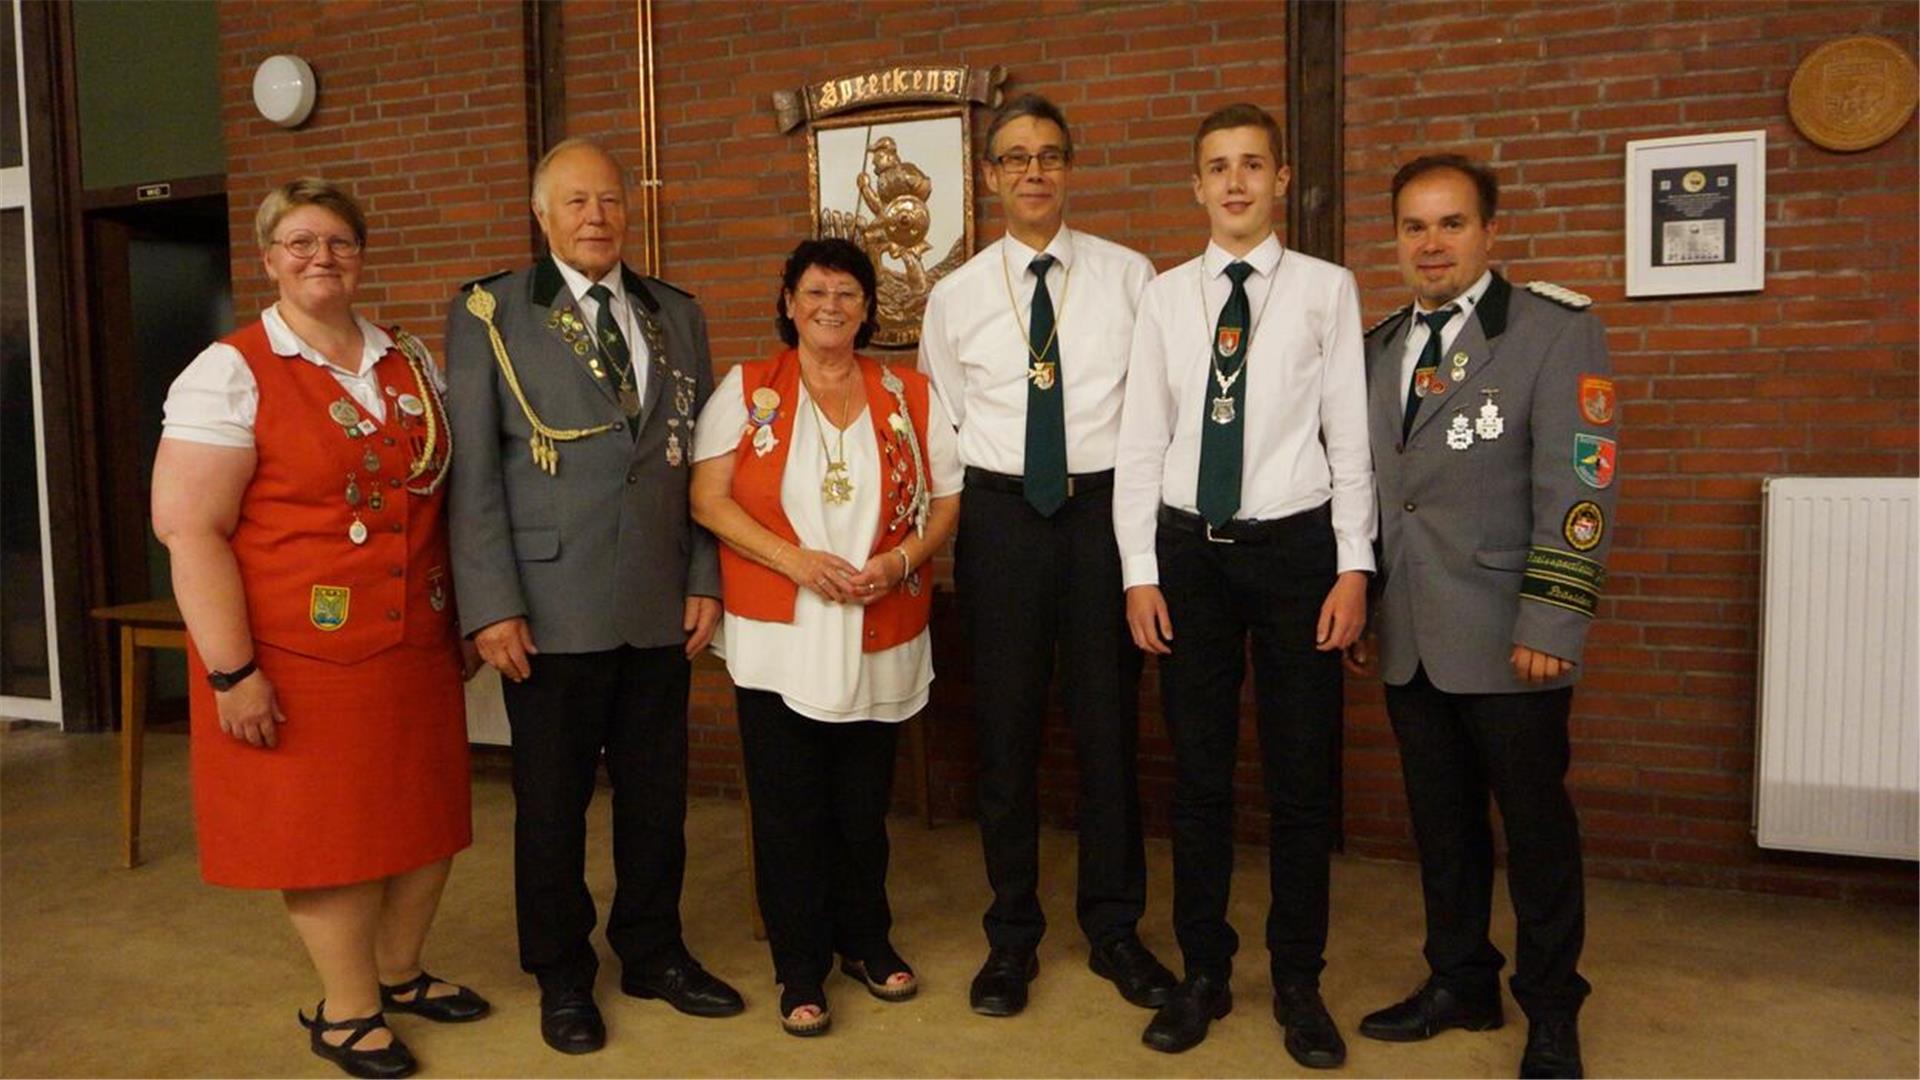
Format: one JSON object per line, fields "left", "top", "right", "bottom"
{"left": 691, "top": 366, "right": 962, "bottom": 723}
{"left": 1397, "top": 270, "right": 1494, "bottom": 408}
{"left": 1113, "top": 235, "right": 1376, "bottom": 587}
{"left": 162, "top": 304, "right": 442, "bottom": 447}
{"left": 551, "top": 255, "right": 649, "bottom": 401}
{"left": 917, "top": 227, "right": 1155, "bottom": 474}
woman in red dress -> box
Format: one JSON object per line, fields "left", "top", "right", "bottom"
{"left": 152, "top": 179, "right": 484, "bottom": 1079}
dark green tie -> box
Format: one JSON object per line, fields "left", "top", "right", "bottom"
{"left": 586, "top": 283, "right": 638, "bottom": 431}
{"left": 1022, "top": 253, "right": 1068, "bottom": 517}
{"left": 1401, "top": 305, "right": 1458, "bottom": 442}
{"left": 1196, "top": 260, "right": 1254, "bottom": 528}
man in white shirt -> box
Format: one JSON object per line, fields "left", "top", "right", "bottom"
{"left": 919, "top": 93, "right": 1175, "bottom": 1019}
{"left": 1113, "top": 103, "right": 1373, "bottom": 1064}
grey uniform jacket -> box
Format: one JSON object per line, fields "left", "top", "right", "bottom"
{"left": 445, "top": 257, "right": 719, "bottom": 654}
{"left": 1363, "top": 273, "right": 1618, "bottom": 695}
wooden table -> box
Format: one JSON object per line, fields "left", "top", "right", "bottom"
{"left": 88, "top": 599, "right": 186, "bottom": 868}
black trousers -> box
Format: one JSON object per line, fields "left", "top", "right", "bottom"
{"left": 500, "top": 644, "right": 689, "bottom": 991}
{"left": 1155, "top": 507, "right": 1341, "bottom": 988}
{"left": 736, "top": 688, "right": 901, "bottom": 992}
{"left": 1384, "top": 666, "right": 1590, "bottom": 1019}
{"left": 956, "top": 477, "right": 1146, "bottom": 951}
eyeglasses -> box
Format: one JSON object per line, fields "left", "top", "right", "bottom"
{"left": 272, "top": 233, "right": 363, "bottom": 259}
{"left": 797, "top": 287, "right": 866, "bottom": 307}
{"left": 990, "top": 149, "right": 1069, "bottom": 174}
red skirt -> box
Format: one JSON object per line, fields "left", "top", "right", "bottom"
{"left": 187, "top": 637, "right": 472, "bottom": 890}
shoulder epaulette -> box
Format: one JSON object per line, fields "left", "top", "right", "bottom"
{"left": 460, "top": 269, "right": 510, "bottom": 291}
{"left": 1526, "top": 281, "right": 1593, "bottom": 310}
{"left": 1365, "top": 304, "right": 1412, "bottom": 338}
{"left": 389, "top": 327, "right": 430, "bottom": 362}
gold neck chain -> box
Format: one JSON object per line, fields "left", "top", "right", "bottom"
{"left": 999, "top": 241, "right": 1071, "bottom": 368}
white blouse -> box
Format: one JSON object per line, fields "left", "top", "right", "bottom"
{"left": 692, "top": 365, "right": 962, "bottom": 723}
{"left": 161, "top": 304, "right": 443, "bottom": 447}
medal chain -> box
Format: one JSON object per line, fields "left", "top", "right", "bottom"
{"left": 805, "top": 376, "right": 855, "bottom": 503}
{"left": 998, "top": 241, "right": 1071, "bottom": 369}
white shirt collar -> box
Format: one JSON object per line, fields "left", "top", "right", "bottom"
{"left": 1002, "top": 225, "right": 1076, "bottom": 275}
{"left": 550, "top": 254, "right": 626, "bottom": 306}
{"left": 1203, "top": 233, "right": 1284, "bottom": 279}
{"left": 262, "top": 304, "right": 393, "bottom": 374}
{"left": 1414, "top": 269, "right": 1493, "bottom": 319}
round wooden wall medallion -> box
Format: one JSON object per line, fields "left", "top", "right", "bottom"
{"left": 1788, "top": 35, "right": 1918, "bottom": 152}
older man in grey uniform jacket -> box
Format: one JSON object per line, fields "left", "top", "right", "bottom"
{"left": 1350, "top": 155, "right": 1617, "bottom": 1080}
{"left": 446, "top": 138, "right": 741, "bottom": 1057}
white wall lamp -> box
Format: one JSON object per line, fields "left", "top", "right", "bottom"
{"left": 252, "top": 55, "right": 317, "bottom": 129}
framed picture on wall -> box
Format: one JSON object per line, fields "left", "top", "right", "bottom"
{"left": 1624, "top": 129, "right": 1766, "bottom": 297}
{"left": 808, "top": 105, "right": 975, "bottom": 348}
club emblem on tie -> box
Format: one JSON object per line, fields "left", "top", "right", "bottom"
{"left": 1415, "top": 368, "right": 1446, "bottom": 397}
{"left": 1028, "top": 361, "right": 1057, "bottom": 391}
{"left": 1215, "top": 326, "right": 1242, "bottom": 355}
{"left": 1211, "top": 396, "right": 1237, "bottom": 425}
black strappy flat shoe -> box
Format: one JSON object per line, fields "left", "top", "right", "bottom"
{"left": 298, "top": 1003, "right": 417, "bottom": 1079}
{"left": 379, "top": 971, "right": 491, "bottom": 1023}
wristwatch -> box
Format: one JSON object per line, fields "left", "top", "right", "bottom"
{"left": 206, "top": 658, "right": 258, "bottom": 692}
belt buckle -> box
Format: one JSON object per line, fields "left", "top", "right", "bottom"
{"left": 1203, "top": 522, "right": 1236, "bottom": 544}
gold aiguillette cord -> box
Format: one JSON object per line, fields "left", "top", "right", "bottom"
{"left": 466, "top": 285, "right": 618, "bottom": 476}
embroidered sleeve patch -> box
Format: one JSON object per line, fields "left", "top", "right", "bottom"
{"left": 1579, "top": 374, "right": 1616, "bottom": 425}
{"left": 1562, "top": 501, "right": 1605, "bottom": 552}
{"left": 1522, "top": 546, "right": 1605, "bottom": 618}
{"left": 1574, "top": 433, "right": 1617, "bottom": 489}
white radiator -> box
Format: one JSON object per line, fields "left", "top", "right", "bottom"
{"left": 1755, "top": 477, "right": 1920, "bottom": 859}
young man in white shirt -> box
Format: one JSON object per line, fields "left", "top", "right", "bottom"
{"left": 920, "top": 93, "right": 1176, "bottom": 1020}
{"left": 1113, "top": 103, "right": 1374, "bottom": 1064}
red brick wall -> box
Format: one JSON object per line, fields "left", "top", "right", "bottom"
{"left": 216, "top": 1, "right": 1919, "bottom": 902}
{"left": 218, "top": 0, "right": 533, "bottom": 345}
{"left": 1343, "top": 0, "right": 1918, "bottom": 902}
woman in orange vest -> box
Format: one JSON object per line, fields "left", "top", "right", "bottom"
{"left": 690, "top": 238, "right": 960, "bottom": 1036}
{"left": 152, "top": 179, "right": 484, "bottom": 1079}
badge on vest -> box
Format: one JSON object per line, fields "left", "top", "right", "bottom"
{"left": 748, "top": 386, "right": 781, "bottom": 456}
{"left": 1574, "top": 433, "right": 1616, "bottom": 489}
{"left": 310, "top": 585, "right": 351, "bottom": 631}
{"left": 427, "top": 568, "right": 447, "bottom": 612}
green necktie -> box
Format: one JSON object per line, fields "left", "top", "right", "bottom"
{"left": 1022, "top": 253, "right": 1068, "bottom": 517}
{"left": 586, "top": 283, "right": 639, "bottom": 427}
{"left": 1196, "top": 261, "right": 1254, "bottom": 528}
{"left": 1402, "top": 305, "right": 1458, "bottom": 442}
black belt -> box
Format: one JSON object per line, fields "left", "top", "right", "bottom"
{"left": 1157, "top": 502, "right": 1331, "bottom": 545}
{"left": 964, "top": 466, "right": 1114, "bottom": 499}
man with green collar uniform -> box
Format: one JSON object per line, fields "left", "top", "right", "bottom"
{"left": 445, "top": 138, "right": 741, "bottom": 1056}
{"left": 1350, "top": 153, "right": 1617, "bottom": 1080}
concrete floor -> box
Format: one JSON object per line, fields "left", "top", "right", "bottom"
{"left": 2, "top": 726, "right": 1914, "bottom": 1079}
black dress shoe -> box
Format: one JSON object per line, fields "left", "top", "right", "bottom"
{"left": 299, "top": 1003, "right": 417, "bottom": 1079}
{"left": 1273, "top": 984, "right": 1347, "bottom": 1069}
{"left": 538, "top": 987, "right": 605, "bottom": 1055}
{"left": 968, "top": 947, "right": 1038, "bottom": 1017}
{"left": 379, "top": 971, "right": 491, "bottom": 1023}
{"left": 620, "top": 952, "right": 745, "bottom": 1018}
{"left": 1520, "top": 1016, "right": 1584, "bottom": 1079}
{"left": 1089, "top": 935, "right": 1177, "bottom": 1009}
{"left": 1142, "top": 973, "right": 1232, "bottom": 1054}
{"left": 1358, "top": 979, "right": 1503, "bottom": 1042}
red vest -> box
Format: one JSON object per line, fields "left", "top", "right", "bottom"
{"left": 719, "top": 350, "right": 932, "bottom": 653}
{"left": 227, "top": 320, "right": 455, "bottom": 664}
